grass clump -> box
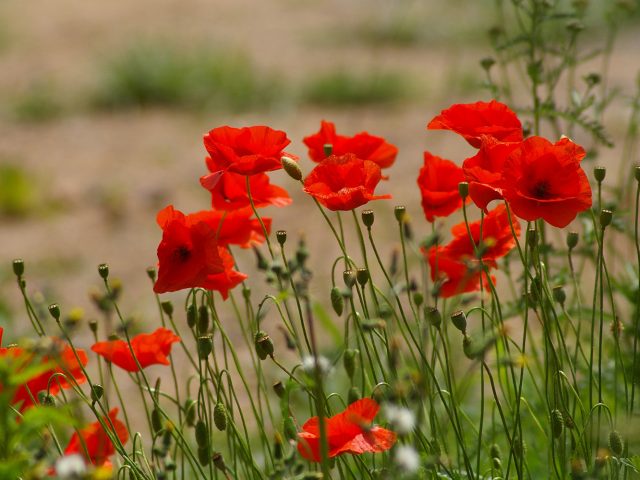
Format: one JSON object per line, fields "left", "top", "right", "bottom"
{"left": 12, "top": 81, "right": 64, "bottom": 123}
{"left": 302, "top": 70, "right": 407, "bottom": 106}
{"left": 0, "top": 164, "right": 37, "bottom": 218}
{"left": 92, "top": 42, "right": 283, "bottom": 112}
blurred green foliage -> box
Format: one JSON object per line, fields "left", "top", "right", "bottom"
{"left": 12, "top": 81, "right": 63, "bottom": 123}
{"left": 0, "top": 164, "right": 37, "bottom": 218}
{"left": 92, "top": 42, "right": 283, "bottom": 112}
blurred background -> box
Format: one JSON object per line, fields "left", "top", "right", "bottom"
{"left": 1, "top": 0, "right": 639, "bottom": 331}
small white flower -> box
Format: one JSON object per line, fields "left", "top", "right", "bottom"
{"left": 395, "top": 445, "right": 421, "bottom": 473}
{"left": 301, "top": 355, "right": 331, "bottom": 376}
{"left": 55, "top": 454, "right": 87, "bottom": 479}
{"left": 385, "top": 404, "right": 416, "bottom": 435}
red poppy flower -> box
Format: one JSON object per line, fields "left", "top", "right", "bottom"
{"left": 0, "top": 328, "right": 88, "bottom": 412}
{"left": 91, "top": 328, "right": 180, "bottom": 372}
{"left": 64, "top": 408, "right": 128, "bottom": 466}
{"left": 201, "top": 155, "right": 292, "bottom": 211}
{"left": 462, "top": 136, "right": 521, "bottom": 212}
{"left": 417, "top": 151, "right": 467, "bottom": 222}
{"left": 501, "top": 136, "right": 592, "bottom": 228}
{"left": 157, "top": 205, "right": 269, "bottom": 249}
{"left": 153, "top": 205, "right": 225, "bottom": 294}
{"left": 297, "top": 398, "right": 396, "bottom": 462}
{"left": 303, "top": 154, "right": 391, "bottom": 211}
{"left": 200, "top": 246, "right": 248, "bottom": 300}
{"left": 425, "top": 247, "right": 494, "bottom": 298}
{"left": 303, "top": 120, "right": 398, "bottom": 169}
{"left": 203, "top": 125, "right": 294, "bottom": 176}
{"left": 445, "top": 204, "right": 521, "bottom": 267}
{"left": 427, "top": 100, "right": 523, "bottom": 148}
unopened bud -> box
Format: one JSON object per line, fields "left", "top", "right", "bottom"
{"left": 594, "top": 166, "right": 606, "bottom": 182}
{"left": 152, "top": 408, "right": 163, "bottom": 434}
{"left": 451, "top": 310, "right": 467, "bottom": 334}
{"left": 254, "top": 331, "right": 274, "bottom": 360}
{"left": 566, "top": 231, "right": 579, "bottom": 249}
{"left": 330, "top": 287, "right": 344, "bottom": 316}
{"left": 343, "top": 270, "right": 356, "bottom": 288}
{"left": 361, "top": 209, "right": 374, "bottom": 228}
{"left": 600, "top": 209, "right": 612, "bottom": 228}
{"left": 39, "top": 391, "right": 55, "bottom": 406}
{"left": 413, "top": 292, "right": 424, "bottom": 307}
{"left": 490, "top": 443, "right": 501, "bottom": 459}
{"left": 184, "top": 399, "right": 197, "bottom": 426}
{"left": 344, "top": 349, "right": 357, "bottom": 379}
{"left": 160, "top": 301, "right": 173, "bottom": 317}
{"left": 98, "top": 263, "right": 109, "bottom": 279}
{"left": 213, "top": 402, "right": 227, "bottom": 431}
{"left": 550, "top": 409, "right": 564, "bottom": 438}
{"left": 276, "top": 230, "right": 287, "bottom": 246}
{"left": 348, "top": 386, "right": 361, "bottom": 404}
{"left": 197, "top": 336, "right": 213, "bottom": 360}
{"left": 212, "top": 452, "right": 227, "bottom": 472}
{"left": 526, "top": 228, "right": 537, "bottom": 245}
{"left": 394, "top": 205, "right": 406, "bottom": 222}
{"left": 197, "top": 446, "right": 210, "bottom": 466}
{"left": 356, "top": 268, "right": 369, "bottom": 286}
{"left": 12, "top": 259, "right": 24, "bottom": 277}
{"left": 186, "top": 304, "right": 197, "bottom": 328}
{"left": 458, "top": 181, "right": 469, "bottom": 200}
{"left": 197, "top": 305, "right": 210, "bottom": 333}
{"left": 195, "top": 420, "right": 209, "bottom": 448}
{"left": 609, "top": 430, "right": 624, "bottom": 456}
{"left": 281, "top": 156, "right": 302, "bottom": 181}
{"left": 48, "top": 303, "right": 61, "bottom": 321}
{"left": 463, "top": 335, "right": 475, "bottom": 359}
{"left": 553, "top": 286, "right": 566, "bottom": 306}
{"left": 91, "top": 384, "right": 104, "bottom": 402}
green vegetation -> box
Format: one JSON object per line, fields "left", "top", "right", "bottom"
{"left": 12, "top": 81, "right": 63, "bottom": 123}
{"left": 92, "top": 42, "right": 283, "bottom": 112}
{"left": 0, "top": 164, "right": 37, "bottom": 218}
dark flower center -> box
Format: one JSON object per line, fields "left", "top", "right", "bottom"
{"left": 532, "top": 180, "right": 551, "bottom": 199}
{"left": 174, "top": 245, "right": 192, "bottom": 262}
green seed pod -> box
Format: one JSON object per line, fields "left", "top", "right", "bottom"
{"left": 552, "top": 286, "right": 566, "bottom": 306}
{"left": 91, "top": 384, "right": 104, "bottom": 402}
{"left": 356, "top": 268, "right": 369, "bottom": 286}
{"left": 197, "top": 446, "right": 210, "bottom": 466}
{"left": 197, "top": 336, "right": 213, "bottom": 360}
{"left": 550, "top": 409, "right": 564, "bottom": 438}
{"left": 274, "top": 432, "right": 284, "bottom": 460}
{"left": 184, "top": 399, "right": 197, "bottom": 426}
{"left": 48, "top": 304, "right": 61, "bottom": 320}
{"left": 197, "top": 305, "right": 210, "bottom": 333}
{"left": 186, "top": 304, "right": 197, "bottom": 328}
{"left": 212, "top": 452, "right": 226, "bottom": 472}
{"left": 394, "top": 205, "right": 406, "bottom": 222}
{"left": 600, "top": 209, "right": 612, "bottom": 228}
{"left": 343, "top": 349, "right": 358, "bottom": 379}
{"left": 213, "top": 402, "right": 227, "bottom": 431}
{"left": 195, "top": 420, "right": 209, "bottom": 448}
{"left": 526, "top": 228, "right": 537, "bottom": 245}
{"left": 413, "top": 292, "right": 424, "bottom": 308}
{"left": 282, "top": 156, "right": 302, "bottom": 181}
{"left": 426, "top": 306, "right": 441, "bottom": 329}
{"left": 361, "top": 209, "right": 374, "bottom": 228}
{"left": 634, "top": 165, "right": 640, "bottom": 182}
{"left": 254, "top": 331, "right": 274, "bottom": 360}
{"left": 323, "top": 143, "right": 333, "bottom": 157}
{"left": 343, "top": 270, "right": 356, "bottom": 288}
{"left": 451, "top": 310, "right": 467, "bottom": 334}
{"left": 160, "top": 301, "right": 173, "bottom": 317}
{"left": 458, "top": 181, "right": 469, "bottom": 199}
{"left": 39, "top": 391, "right": 55, "bottom": 406}
{"left": 98, "top": 263, "right": 109, "bottom": 279}
{"left": 12, "top": 259, "right": 24, "bottom": 277}
{"left": 480, "top": 57, "right": 495, "bottom": 71}
{"left": 594, "top": 166, "right": 606, "bottom": 182}
{"left": 152, "top": 408, "right": 163, "bottom": 434}
{"left": 284, "top": 416, "right": 297, "bottom": 442}
{"left": 330, "top": 287, "right": 344, "bottom": 316}
{"left": 609, "top": 430, "right": 624, "bottom": 456}
{"left": 512, "top": 436, "right": 526, "bottom": 459}
{"left": 146, "top": 267, "right": 156, "bottom": 281}
{"left": 348, "top": 386, "right": 361, "bottom": 404}
{"left": 566, "top": 231, "right": 579, "bottom": 250}
{"left": 276, "top": 230, "right": 287, "bottom": 246}
{"left": 462, "top": 335, "right": 475, "bottom": 360}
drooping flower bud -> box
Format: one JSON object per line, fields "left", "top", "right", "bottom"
{"left": 281, "top": 156, "right": 302, "bottom": 181}
{"left": 213, "top": 402, "right": 227, "bottom": 431}
{"left": 343, "top": 349, "right": 358, "bottom": 379}
{"left": 330, "top": 287, "right": 344, "bottom": 316}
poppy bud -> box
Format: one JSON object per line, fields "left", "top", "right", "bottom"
{"left": 609, "top": 430, "right": 624, "bottom": 456}
{"left": 254, "top": 331, "right": 274, "bottom": 360}
{"left": 212, "top": 452, "right": 227, "bottom": 472}
{"left": 378, "top": 302, "right": 393, "bottom": 319}
{"left": 462, "top": 335, "right": 475, "bottom": 360}
{"left": 512, "top": 435, "right": 526, "bottom": 459}
{"left": 330, "top": 287, "right": 344, "bottom": 316}
{"left": 88, "top": 319, "right": 98, "bottom": 333}
{"left": 492, "top": 458, "right": 502, "bottom": 470}
{"left": 323, "top": 143, "right": 333, "bottom": 157}
{"left": 273, "top": 381, "right": 285, "bottom": 398}
{"left": 634, "top": 165, "right": 640, "bottom": 182}
{"left": 394, "top": 205, "right": 406, "bottom": 222}
{"left": 343, "top": 270, "right": 356, "bottom": 288}
{"left": 356, "top": 268, "right": 369, "bottom": 286}
{"left": 600, "top": 209, "right": 612, "bottom": 228}
{"left": 197, "top": 446, "right": 210, "bottom": 466}
{"left": 12, "top": 259, "right": 24, "bottom": 277}
{"left": 197, "top": 336, "right": 213, "bottom": 360}
{"left": 213, "top": 402, "right": 227, "bottom": 431}
{"left": 184, "top": 399, "right": 197, "bottom": 426}
{"left": 281, "top": 156, "right": 302, "bottom": 181}
{"left": 490, "top": 443, "right": 501, "bottom": 459}
{"left": 426, "top": 306, "right": 442, "bottom": 329}
{"left": 242, "top": 287, "right": 251, "bottom": 301}
{"left": 361, "top": 209, "right": 375, "bottom": 228}
{"left": 276, "top": 230, "right": 287, "bottom": 246}
{"left": 550, "top": 409, "right": 564, "bottom": 438}
{"left": 283, "top": 416, "right": 297, "bottom": 441}
{"left": 48, "top": 303, "right": 60, "bottom": 321}
{"left": 343, "top": 349, "right": 358, "bottom": 379}
{"left": 39, "top": 391, "right": 55, "bottom": 406}
{"left": 197, "top": 305, "right": 210, "bottom": 333}
{"left": 594, "top": 166, "right": 606, "bottom": 182}
{"left": 458, "top": 181, "right": 469, "bottom": 200}
{"left": 160, "top": 301, "right": 173, "bottom": 317}
{"left": 413, "top": 292, "right": 424, "bottom": 308}
{"left": 186, "top": 304, "right": 197, "bottom": 328}
{"left": 195, "top": 420, "right": 209, "bottom": 447}
{"left": 146, "top": 267, "right": 156, "bottom": 281}
{"left": 566, "top": 231, "right": 579, "bottom": 249}
{"left": 553, "top": 286, "right": 566, "bottom": 306}
{"left": 98, "top": 263, "right": 109, "bottom": 279}
{"left": 91, "top": 384, "right": 104, "bottom": 402}
{"left": 480, "top": 57, "right": 495, "bottom": 71}
{"left": 451, "top": 310, "right": 467, "bottom": 334}
{"left": 348, "top": 386, "right": 361, "bottom": 404}
{"left": 152, "top": 408, "right": 163, "bottom": 434}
